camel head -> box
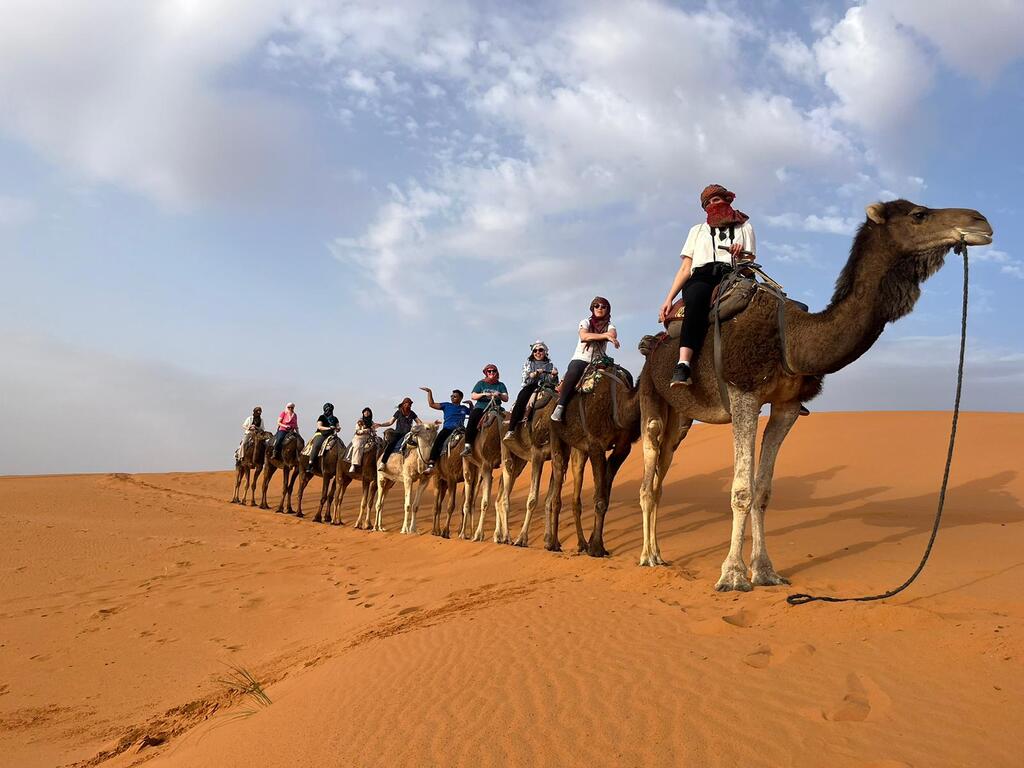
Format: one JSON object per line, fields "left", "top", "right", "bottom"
{"left": 833, "top": 199, "right": 993, "bottom": 323}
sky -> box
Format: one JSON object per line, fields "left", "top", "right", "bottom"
{"left": 2, "top": 0, "right": 1023, "bottom": 474}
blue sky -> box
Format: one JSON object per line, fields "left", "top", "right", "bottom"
{"left": 2, "top": 0, "right": 1023, "bottom": 474}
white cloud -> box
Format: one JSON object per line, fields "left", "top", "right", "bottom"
{"left": 0, "top": 0, "right": 313, "bottom": 209}
{"left": 765, "top": 212, "right": 861, "bottom": 235}
{"left": 0, "top": 195, "right": 35, "bottom": 228}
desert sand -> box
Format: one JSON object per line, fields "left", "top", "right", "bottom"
{"left": 1, "top": 411, "right": 1021, "bottom": 768}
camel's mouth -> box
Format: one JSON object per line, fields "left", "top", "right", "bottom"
{"left": 955, "top": 228, "right": 993, "bottom": 246}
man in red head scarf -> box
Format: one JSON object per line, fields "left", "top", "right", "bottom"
{"left": 658, "top": 184, "right": 756, "bottom": 387}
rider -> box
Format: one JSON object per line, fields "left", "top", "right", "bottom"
{"left": 461, "top": 364, "right": 509, "bottom": 456}
{"left": 420, "top": 386, "right": 472, "bottom": 472}
{"left": 551, "top": 298, "right": 619, "bottom": 422}
{"left": 273, "top": 402, "right": 298, "bottom": 459}
{"left": 348, "top": 407, "right": 380, "bottom": 472}
{"left": 235, "top": 406, "right": 263, "bottom": 462}
{"left": 660, "top": 184, "right": 754, "bottom": 388}
{"left": 377, "top": 397, "right": 423, "bottom": 469}
{"left": 505, "top": 341, "right": 558, "bottom": 440}
{"left": 307, "top": 403, "right": 340, "bottom": 474}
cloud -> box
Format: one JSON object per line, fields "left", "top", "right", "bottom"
{"left": 764, "top": 212, "right": 861, "bottom": 235}
{"left": 0, "top": 195, "right": 35, "bottom": 228}
{"left": 0, "top": 0, "right": 313, "bottom": 209}
{"left": 0, "top": 332, "right": 338, "bottom": 475}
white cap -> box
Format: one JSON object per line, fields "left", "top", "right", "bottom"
{"left": 286, "top": 402, "right": 296, "bottom": 408}
{"left": 530, "top": 339, "right": 549, "bottom": 352}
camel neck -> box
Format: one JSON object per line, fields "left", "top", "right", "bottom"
{"left": 785, "top": 227, "right": 895, "bottom": 376}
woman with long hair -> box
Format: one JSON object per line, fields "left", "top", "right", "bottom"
{"left": 550, "top": 297, "right": 619, "bottom": 422}
{"left": 505, "top": 340, "right": 558, "bottom": 439}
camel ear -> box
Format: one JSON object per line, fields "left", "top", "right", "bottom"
{"left": 865, "top": 202, "right": 886, "bottom": 224}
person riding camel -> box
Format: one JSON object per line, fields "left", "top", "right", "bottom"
{"left": 348, "top": 407, "right": 380, "bottom": 472}
{"left": 505, "top": 340, "right": 559, "bottom": 439}
{"left": 235, "top": 406, "right": 263, "bottom": 461}
{"left": 378, "top": 397, "right": 423, "bottom": 469}
{"left": 461, "top": 364, "right": 509, "bottom": 456}
{"left": 659, "top": 185, "right": 811, "bottom": 414}
{"left": 306, "top": 402, "right": 340, "bottom": 474}
{"left": 420, "top": 386, "right": 472, "bottom": 472}
{"left": 273, "top": 402, "right": 298, "bottom": 459}
{"left": 551, "top": 298, "right": 619, "bottom": 422}
{"left": 660, "top": 183, "right": 755, "bottom": 388}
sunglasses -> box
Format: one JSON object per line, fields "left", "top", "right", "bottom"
{"left": 532, "top": 348, "right": 545, "bottom": 353}
{"left": 591, "top": 303, "right": 608, "bottom": 310}
{"left": 484, "top": 368, "right": 498, "bottom": 374}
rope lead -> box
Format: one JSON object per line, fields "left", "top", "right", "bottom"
{"left": 787, "top": 238, "right": 969, "bottom": 606}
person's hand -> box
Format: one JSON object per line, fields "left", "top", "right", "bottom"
{"left": 610, "top": 337, "right": 621, "bottom": 349}
{"left": 730, "top": 242, "right": 752, "bottom": 260}
{"left": 419, "top": 386, "right": 430, "bottom": 392}
{"left": 659, "top": 298, "right": 674, "bottom": 324}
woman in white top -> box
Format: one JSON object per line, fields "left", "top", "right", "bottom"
{"left": 550, "top": 296, "right": 619, "bottom": 422}
{"left": 659, "top": 184, "right": 754, "bottom": 387}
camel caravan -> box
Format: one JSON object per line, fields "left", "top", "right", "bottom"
{"left": 231, "top": 186, "right": 993, "bottom": 592}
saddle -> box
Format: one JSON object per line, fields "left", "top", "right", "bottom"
{"left": 661, "top": 265, "right": 808, "bottom": 340}
{"left": 301, "top": 434, "right": 338, "bottom": 458}
{"left": 523, "top": 386, "right": 555, "bottom": 423}
{"left": 479, "top": 407, "right": 506, "bottom": 431}
{"left": 576, "top": 356, "right": 634, "bottom": 394}
{"left": 343, "top": 436, "right": 384, "bottom": 463}
{"left": 442, "top": 427, "right": 466, "bottom": 457}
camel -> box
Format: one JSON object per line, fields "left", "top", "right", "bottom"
{"left": 428, "top": 432, "right": 473, "bottom": 539}
{"left": 369, "top": 423, "right": 439, "bottom": 534}
{"left": 338, "top": 437, "right": 382, "bottom": 529}
{"left": 544, "top": 365, "right": 641, "bottom": 556}
{"left": 231, "top": 430, "right": 270, "bottom": 505}
{"left": 258, "top": 431, "right": 304, "bottom": 514}
{"left": 295, "top": 436, "right": 343, "bottom": 521}
{"left": 498, "top": 390, "right": 555, "bottom": 548}
{"left": 636, "top": 200, "right": 992, "bottom": 591}
{"left": 462, "top": 406, "right": 507, "bottom": 542}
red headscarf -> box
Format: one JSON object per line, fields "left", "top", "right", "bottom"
{"left": 586, "top": 296, "right": 611, "bottom": 350}
{"left": 700, "top": 183, "right": 749, "bottom": 228}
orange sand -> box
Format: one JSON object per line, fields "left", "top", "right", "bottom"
{"left": 1, "top": 412, "right": 1021, "bottom": 767}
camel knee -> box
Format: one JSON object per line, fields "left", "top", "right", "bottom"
{"left": 731, "top": 487, "right": 753, "bottom": 511}
{"left": 644, "top": 417, "right": 664, "bottom": 445}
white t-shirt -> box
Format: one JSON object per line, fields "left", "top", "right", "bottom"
{"left": 679, "top": 221, "right": 756, "bottom": 270}
{"left": 571, "top": 318, "right": 616, "bottom": 363}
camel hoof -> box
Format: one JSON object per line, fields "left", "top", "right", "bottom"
{"left": 294, "top": 511, "right": 304, "bottom": 519}
{"left": 312, "top": 515, "right": 322, "bottom": 524}
{"left": 587, "top": 544, "right": 609, "bottom": 558}
{"left": 715, "top": 571, "right": 754, "bottom": 592}
{"left": 544, "top": 540, "right": 562, "bottom": 553}
{"left": 332, "top": 519, "right": 344, "bottom": 526}
{"left": 441, "top": 530, "right": 450, "bottom": 539}
{"left": 512, "top": 536, "right": 528, "bottom": 548}
{"left": 229, "top": 499, "right": 239, "bottom": 504}
{"left": 751, "top": 569, "right": 790, "bottom": 587}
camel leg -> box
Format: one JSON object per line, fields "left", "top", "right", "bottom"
{"left": 284, "top": 467, "right": 299, "bottom": 515}
{"left": 241, "top": 466, "right": 252, "bottom": 504}
{"left": 539, "top": 441, "right": 566, "bottom": 553}
{"left": 461, "top": 464, "right": 478, "bottom": 540}
{"left": 444, "top": 482, "right": 459, "bottom": 538}
{"left": 748, "top": 402, "right": 801, "bottom": 587}
{"left": 232, "top": 465, "right": 243, "bottom": 503}
{"left": 319, "top": 473, "right": 334, "bottom": 524}
{"left": 716, "top": 389, "right": 760, "bottom": 592}
{"left": 296, "top": 471, "right": 311, "bottom": 519}
{"left": 472, "top": 469, "right": 493, "bottom": 542}
{"left": 500, "top": 454, "right": 526, "bottom": 545}
{"left": 511, "top": 455, "right": 540, "bottom": 547}
{"left": 400, "top": 476, "right": 412, "bottom": 534}
{"left": 638, "top": 398, "right": 668, "bottom": 566}
{"left": 249, "top": 463, "right": 262, "bottom": 506}
{"left": 409, "top": 479, "right": 426, "bottom": 534}
{"left": 260, "top": 464, "right": 275, "bottom": 510}
{"left": 333, "top": 475, "right": 352, "bottom": 525}
{"left": 570, "top": 447, "right": 588, "bottom": 553}
{"left": 587, "top": 449, "right": 610, "bottom": 558}
{"left": 432, "top": 480, "right": 445, "bottom": 536}
{"left": 373, "top": 478, "right": 393, "bottom": 532}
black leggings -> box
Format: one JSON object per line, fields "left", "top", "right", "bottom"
{"left": 557, "top": 359, "right": 588, "bottom": 408}
{"left": 509, "top": 380, "right": 540, "bottom": 428}
{"left": 308, "top": 431, "right": 332, "bottom": 468}
{"left": 380, "top": 430, "right": 408, "bottom": 465}
{"left": 679, "top": 263, "right": 731, "bottom": 360}
{"left": 430, "top": 427, "right": 454, "bottom": 462}
{"left": 465, "top": 408, "right": 486, "bottom": 445}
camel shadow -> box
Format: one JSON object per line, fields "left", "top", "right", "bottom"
{"left": 597, "top": 465, "right": 891, "bottom": 557}
{"left": 656, "top": 469, "right": 1021, "bottom": 574}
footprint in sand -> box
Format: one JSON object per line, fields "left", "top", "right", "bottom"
{"left": 824, "top": 673, "right": 871, "bottom": 722}
{"left": 743, "top": 646, "right": 772, "bottom": 668}
{"left": 721, "top": 608, "right": 757, "bottom": 628}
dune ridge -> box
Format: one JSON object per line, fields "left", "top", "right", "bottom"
{"left": 1, "top": 412, "right": 1021, "bottom": 767}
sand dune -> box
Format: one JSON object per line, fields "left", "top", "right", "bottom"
{"left": 1, "top": 412, "right": 1021, "bottom": 767}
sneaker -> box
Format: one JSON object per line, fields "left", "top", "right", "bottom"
{"left": 670, "top": 362, "right": 691, "bottom": 387}
{"left": 460, "top": 444, "right": 472, "bottom": 457}
{"left": 798, "top": 405, "right": 810, "bottom": 417}
{"left": 550, "top": 405, "right": 564, "bottom": 422}
{"left": 424, "top": 461, "right": 435, "bottom": 474}
{"left": 349, "top": 463, "right": 360, "bottom": 471}
{"left": 502, "top": 429, "right": 515, "bottom": 442}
